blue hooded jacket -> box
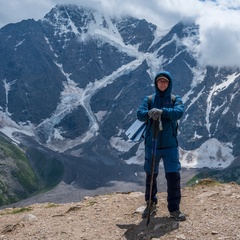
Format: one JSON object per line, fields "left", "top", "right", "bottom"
{"left": 137, "top": 71, "right": 184, "bottom": 149}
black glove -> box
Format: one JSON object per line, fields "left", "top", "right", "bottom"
{"left": 148, "top": 108, "right": 163, "bottom": 121}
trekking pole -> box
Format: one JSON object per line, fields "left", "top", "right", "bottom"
{"left": 146, "top": 117, "right": 162, "bottom": 226}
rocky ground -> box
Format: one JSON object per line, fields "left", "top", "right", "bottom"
{"left": 0, "top": 180, "right": 240, "bottom": 240}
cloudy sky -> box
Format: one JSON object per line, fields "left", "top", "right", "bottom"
{"left": 0, "top": 0, "right": 240, "bottom": 67}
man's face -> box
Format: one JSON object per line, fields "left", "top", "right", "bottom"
{"left": 156, "top": 79, "right": 169, "bottom": 92}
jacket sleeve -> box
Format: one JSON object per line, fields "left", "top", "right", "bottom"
{"left": 137, "top": 96, "right": 150, "bottom": 122}
{"left": 162, "top": 95, "right": 184, "bottom": 121}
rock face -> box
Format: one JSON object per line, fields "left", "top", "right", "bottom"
{"left": 0, "top": 182, "right": 240, "bottom": 239}
{"left": 0, "top": 4, "right": 240, "bottom": 202}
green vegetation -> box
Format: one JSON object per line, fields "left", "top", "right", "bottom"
{"left": 193, "top": 178, "right": 220, "bottom": 186}
{"left": 0, "top": 206, "right": 32, "bottom": 215}
{"left": 11, "top": 207, "right": 32, "bottom": 214}
{"left": 45, "top": 203, "right": 58, "bottom": 208}
{"left": 187, "top": 166, "right": 240, "bottom": 187}
{"left": 25, "top": 148, "right": 64, "bottom": 190}
{"left": 88, "top": 201, "right": 97, "bottom": 206}
{"left": 0, "top": 132, "right": 64, "bottom": 206}
{"left": 0, "top": 133, "right": 39, "bottom": 205}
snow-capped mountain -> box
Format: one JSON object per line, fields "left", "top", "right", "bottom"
{"left": 0, "top": 4, "right": 239, "bottom": 190}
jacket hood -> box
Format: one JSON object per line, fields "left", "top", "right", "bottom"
{"left": 154, "top": 71, "right": 173, "bottom": 97}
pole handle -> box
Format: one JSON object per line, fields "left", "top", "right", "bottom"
{"left": 159, "top": 117, "right": 163, "bottom": 131}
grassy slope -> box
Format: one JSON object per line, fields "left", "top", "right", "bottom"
{"left": 0, "top": 132, "right": 64, "bottom": 206}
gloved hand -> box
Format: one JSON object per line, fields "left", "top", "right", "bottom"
{"left": 148, "top": 108, "right": 163, "bottom": 121}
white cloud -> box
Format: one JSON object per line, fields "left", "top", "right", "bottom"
{"left": 0, "top": 0, "right": 240, "bottom": 67}
{"left": 0, "top": 0, "right": 200, "bottom": 30}
{"left": 0, "top": 0, "right": 54, "bottom": 27}
{"left": 197, "top": 6, "right": 240, "bottom": 67}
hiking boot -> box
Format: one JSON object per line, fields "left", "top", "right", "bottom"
{"left": 170, "top": 210, "right": 186, "bottom": 221}
{"left": 142, "top": 202, "right": 157, "bottom": 218}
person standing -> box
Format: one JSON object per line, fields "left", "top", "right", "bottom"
{"left": 137, "top": 70, "right": 186, "bottom": 221}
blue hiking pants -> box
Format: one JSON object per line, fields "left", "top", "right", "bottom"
{"left": 144, "top": 145, "right": 181, "bottom": 212}
{"left": 144, "top": 145, "right": 181, "bottom": 174}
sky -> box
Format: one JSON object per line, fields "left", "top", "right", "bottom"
{"left": 0, "top": 0, "right": 240, "bottom": 67}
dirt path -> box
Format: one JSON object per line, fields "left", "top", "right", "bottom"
{"left": 1, "top": 181, "right": 239, "bottom": 240}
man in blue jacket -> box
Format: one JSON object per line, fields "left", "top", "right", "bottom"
{"left": 137, "top": 70, "right": 186, "bottom": 221}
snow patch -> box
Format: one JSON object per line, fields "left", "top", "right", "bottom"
{"left": 0, "top": 111, "right": 35, "bottom": 143}
{"left": 124, "top": 141, "right": 145, "bottom": 165}
{"left": 109, "top": 136, "right": 136, "bottom": 152}
{"left": 180, "top": 138, "right": 233, "bottom": 169}
{"left": 2, "top": 79, "right": 17, "bottom": 116}
{"left": 237, "top": 113, "right": 240, "bottom": 128}
{"left": 95, "top": 111, "right": 107, "bottom": 122}
{"left": 15, "top": 39, "right": 25, "bottom": 50}
{"left": 116, "top": 138, "right": 234, "bottom": 169}
{"left": 205, "top": 72, "right": 240, "bottom": 136}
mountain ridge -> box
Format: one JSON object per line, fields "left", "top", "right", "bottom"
{"left": 0, "top": 4, "right": 239, "bottom": 206}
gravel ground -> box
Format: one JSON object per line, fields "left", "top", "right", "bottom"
{"left": 0, "top": 181, "right": 240, "bottom": 240}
